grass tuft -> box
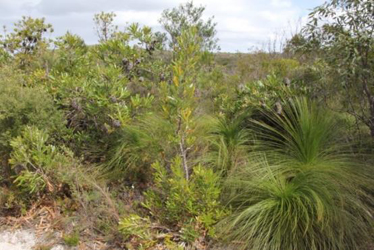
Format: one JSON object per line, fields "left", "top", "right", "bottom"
{"left": 219, "top": 98, "right": 374, "bottom": 250}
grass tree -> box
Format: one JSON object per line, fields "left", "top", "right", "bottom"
{"left": 219, "top": 98, "right": 374, "bottom": 250}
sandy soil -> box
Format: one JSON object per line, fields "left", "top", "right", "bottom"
{"left": 0, "top": 230, "right": 65, "bottom": 250}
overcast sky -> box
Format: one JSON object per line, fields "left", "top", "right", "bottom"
{"left": 0, "top": 0, "right": 325, "bottom": 52}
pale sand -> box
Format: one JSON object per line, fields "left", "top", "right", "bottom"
{"left": 0, "top": 230, "right": 65, "bottom": 250}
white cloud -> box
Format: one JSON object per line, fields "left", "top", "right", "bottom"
{"left": 115, "top": 10, "right": 160, "bottom": 27}
{"left": 270, "top": 0, "right": 292, "bottom": 8}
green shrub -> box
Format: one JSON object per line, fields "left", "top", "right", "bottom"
{"left": 261, "top": 58, "right": 299, "bottom": 78}
{"left": 9, "top": 126, "right": 78, "bottom": 201}
{"left": 143, "top": 158, "right": 226, "bottom": 242}
{"left": 0, "top": 77, "right": 65, "bottom": 154}
{"left": 219, "top": 98, "right": 374, "bottom": 250}
{"left": 237, "top": 74, "right": 294, "bottom": 111}
{"left": 119, "top": 214, "right": 152, "bottom": 242}
{"left": 0, "top": 48, "right": 11, "bottom": 65}
{"left": 53, "top": 32, "right": 89, "bottom": 75}
{"left": 119, "top": 157, "right": 226, "bottom": 247}
{"left": 1, "top": 17, "right": 53, "bottom": 69}
{"left": 47, "top": 64, "right": 155, "bottom": 161}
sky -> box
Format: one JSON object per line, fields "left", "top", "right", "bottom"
{"left": 0, "top": 0, "right": 325, "bottom": 52}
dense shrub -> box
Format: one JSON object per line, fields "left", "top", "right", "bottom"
{"left": 0, "top": 76, "right": 65, "bottom": 155}
{"left": 53, "top": 32, "right": 89, "bottom": 75}
{"left": 119, "top": 157, "right": 226, "bottom": 247}
{"left": 9, "top": 127, "right": 77, "bottom": 201}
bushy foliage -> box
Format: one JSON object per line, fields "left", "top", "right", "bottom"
{"left": 1, "top": 16, "right": 53, "bottom": 68}
{"left": 160, "top": 1, "right": 219, "bottom": 51}
{"left": 44, "top": 22, "right": 164, "bottom": 160}
{"left": 0, "top": 76, "right": 65, "bottom": 154}
{"left": 119, "top": 214, "right": 152, "bottom": 242}
{"left": 145, "top": 158, "right": 225, "bottom": 230}
{"left": 119, "top": 157, "right": 226, "bottom": 247}
{"left": 301, "top": 0, "right": 374, "bottom": 136}
{"left": 237, "top": 74, "right": 293, "bottom": 110}
{"left": 9, "top": 126, "right": 77, "bottom": 200}
{"left": 53, "top": 32, "right": 88, "bottom": 75}
{"left": 5, "top": 125, "right": 122, "bottom": 237}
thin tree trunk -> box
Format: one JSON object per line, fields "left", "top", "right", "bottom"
{"left": 179, "top": 135, "right": 189, "bottom": 180}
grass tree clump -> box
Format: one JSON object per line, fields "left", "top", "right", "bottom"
{"left": 205, "top": 115, "right": 250, "bottom": 176}
{"left": 219, "top": 98, "right": 374, "bottom": 250}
